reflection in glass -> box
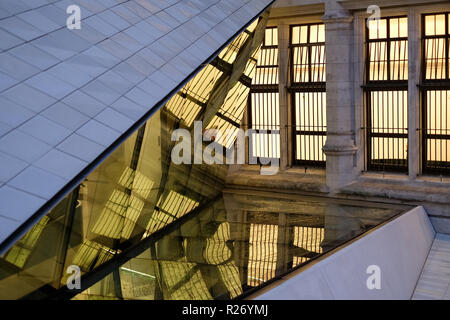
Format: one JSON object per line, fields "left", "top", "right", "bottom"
{"left": 74, "top": 191, "right": 403, "bottom": 300}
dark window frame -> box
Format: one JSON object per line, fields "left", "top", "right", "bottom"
{"left": 421, "top": 12, "right": 450, "bottom": 174}
{"left": 248, "top": 26, "right": 280, "bottom": 164}
{"left": 289, "top": 23, "right": 327, "bottom": 167}
{"left": 364, "top": 15, "right": 409, "bottom": 173}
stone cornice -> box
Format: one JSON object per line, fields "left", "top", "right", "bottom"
{"left": 321, "top": 12, "right": 353, "bottom": 24}
{"left": 322, "top": 144, "right": 358, "bottom": 156}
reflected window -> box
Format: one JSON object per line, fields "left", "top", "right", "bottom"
{"left": 144, "top": 190, "right": 199, "bottom": 236}
{"left": 365, "top": 16, "right": 409, "bottom": 172}
{"left": 247, "top": 223, "right": 278, "bottom": 287}
{"left": 292, "top": 226, "right": 324, "bottom": 266}
{"left": 422, "top": 13, "right": 450, "bottom": 174}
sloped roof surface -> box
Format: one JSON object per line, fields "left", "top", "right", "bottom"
{"left": 0, "top": 0, "right": 273, "bottom": 245}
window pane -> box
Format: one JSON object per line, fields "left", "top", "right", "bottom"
{"left": 291, "top": 24, "right": 326, "bottom": 166}
{"left": 292, "top": 25, "right": 308, "bottom": 44}
{"left": 264, "top": 28, "right": 278, "bottom": 46}
{"left": 425, "top": 38, "right": 447, "bottom": 80}
{"left": 369, "top": 41, "right": 388, "bottom": 81}
{"left": 294, "top": 92, "right": 327, "bottom": 163}
{"left": 390, "top": 40, "right": 408, "bottom": 80}
{"left": 368, "top": 90, "right": 408, "bottom": 171}
{"left": 292, "top": 46, "right": 309, "bottom": 82}
{"left": 425, "top": 14, "right": 446, "bottom": 36}
{"left": 291, "top": 24, "right": 326, "bottom": 84}
{"left": 250, "top": 131, "right": 280, "bottom": 159}
{"left": 253, "top": 28, "right": 279, "bottom": 85}
{"left": 424, "top": 14, "right": 448, "bottom": 81}
{"left": 424, "top": 90, "right": 450, "bottom": 172}
{"left": 389, "top": 17, "right": 408, "bottom": 38}
{"left": 367, "top": 17, "right": 408, "bottom": 82}
{"left": 368, "top": 18, "right": 387, "bottom": 39}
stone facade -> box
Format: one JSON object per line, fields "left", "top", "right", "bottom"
{"left": 235, "top": 0, "right": 450, "bottom": 232}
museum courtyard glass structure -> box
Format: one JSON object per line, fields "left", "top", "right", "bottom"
{"left": 1, "top": 0, "right": 450, "bottom": 300}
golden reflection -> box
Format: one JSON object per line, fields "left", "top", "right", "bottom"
{"left": 118, "top": 167, "right": 155, "bottom": 199}
{"left": 144, "top": 191, "right": 199, "bottom": 237}
{"left": 4, "top": 216, "right": 50, "bottom": 268}
{"left": 292, "top": 226, "right": 324, "bottom": 266}
{"left": 247, "top": 223, "right": 278, "bottom": 287}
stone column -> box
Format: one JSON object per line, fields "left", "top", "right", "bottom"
{"left": 353, "top": 13, "right": 366, "bottom": 174}
{"left": 277, "top": 23, "right": 290, "bottom": 171}
{"left": 322, "top": 1, "right": 358, "bottom": 191}
{"left": 408, "top": 7, "right": 421, "bottom": 179}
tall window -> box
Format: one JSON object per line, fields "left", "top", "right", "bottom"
{"left": 365, "top": 16, "right": 408, "bottom": 172}
{"left": 422, "top": 13, "right": 450, "bottom": 174}
{"left": 248, "top": 27, "right": 280, "bottom": 162}
{"left": 291, "top": 24, "right": 326, "bottom": 166}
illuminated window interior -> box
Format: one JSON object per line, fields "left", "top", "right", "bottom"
{"left": 422, "top": 13, "right": 450, "bottom": 174}
{"left": 249, "top": 27, "right": 281, "bottom": 161}
{"left": 291, "top": 23, "right": 327, "bottom": 165}
{"left": 365, "top": 16, "right": 409, "bottom": 172}
{"left": 367, "top": 17, "right": 408, "bottom": 81}
{"left": 424, "top": 13, "right": 449, "bottom": 80}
